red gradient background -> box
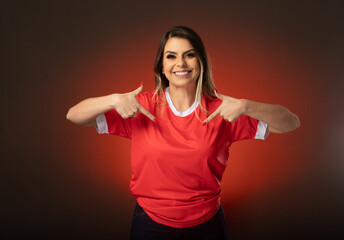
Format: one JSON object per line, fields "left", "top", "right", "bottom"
{"left": 2, "top": 1, "right": 343, "bottom": 239}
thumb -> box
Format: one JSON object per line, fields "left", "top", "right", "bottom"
{"left": 132, "top": 82, "right": 143, "bottom": 95}
{"left": 214, "top": 88, "right": 224, "bottom": 100}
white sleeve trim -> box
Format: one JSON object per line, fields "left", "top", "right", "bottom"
{"left": 95, "top": 113, "right": 109, "bottom": 134}
{"left": 255, "top": 120, "right": 269, "bottom": 140}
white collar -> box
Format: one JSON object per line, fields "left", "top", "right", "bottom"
{"left": 165, "top": 87, "right": 199, "bottom": 117}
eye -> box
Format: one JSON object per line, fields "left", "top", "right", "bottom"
{"left": 166, "top": 54, "right": 176, "bottom": 59}
{"left": 185, "top": 53, "right": 196, "bottom": 58}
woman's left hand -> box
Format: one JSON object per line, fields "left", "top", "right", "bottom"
{"left": 203, "top": 90, "right": 301, "bottom": 133}
{"left": 203, "top": 90, "right": 246, "bottom": 124}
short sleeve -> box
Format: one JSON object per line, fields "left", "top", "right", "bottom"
{"left": 255, "top": 120, "right": 269, "bottom": 140}
{"left": 229, "top": 115, "right": 269, "bottom": 142}
{"left": 95, "top": 109, "right": 132, "bottom": 138}
{"left": 95, "top": 113, "right": 108, "bottom": 134}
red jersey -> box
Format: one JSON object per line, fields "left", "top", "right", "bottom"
{"left": 96, "top": 88, "right": 268, "bottom": 228}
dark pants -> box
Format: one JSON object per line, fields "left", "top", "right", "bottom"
{"left": 130, "top": 202, "right": 228, "bottom": 240}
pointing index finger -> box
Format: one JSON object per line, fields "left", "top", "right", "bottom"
{"left": 137, "top": 103, "right": 156, "bottom": 122}
{"left": 203, "top": 107, "right": 221, "bottom": 125}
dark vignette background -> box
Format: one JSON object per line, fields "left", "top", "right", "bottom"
{"left": 1, "top": 0, "right": 343, "bottom": 239}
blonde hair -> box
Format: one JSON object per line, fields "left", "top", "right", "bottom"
{"left": 152, "top": 26, "right": 216, "bottom": 121}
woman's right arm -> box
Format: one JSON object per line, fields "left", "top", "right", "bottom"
{"left": 66, "top": 84, "right": 155, "bottom": 127}
{"left": 66, "top": 93, "right": 119, "bottom": 127}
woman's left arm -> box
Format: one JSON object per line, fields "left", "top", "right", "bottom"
{"left": 203, "top": 91, "right": 301, "bottom": 134}
{"left": 242, "top": 99, "right": 301, "bottom": 133}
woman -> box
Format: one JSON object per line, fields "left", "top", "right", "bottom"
{"left": 66, "top": 26, "right": 300, "bottom": 240}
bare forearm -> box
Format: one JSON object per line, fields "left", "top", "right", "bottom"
{"left": 242, "top": 99, "right": 300, "bottom": 133}
{"left": 66, "top": 94, "right": 119, "bottom": 126}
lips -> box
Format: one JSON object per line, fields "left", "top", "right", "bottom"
{"left": 173, "top": 70, "right": 192, "bottom": 77}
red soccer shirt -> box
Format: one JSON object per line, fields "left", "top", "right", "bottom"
{"left": 96, "top": 88, "right": 268, "bottom": 228}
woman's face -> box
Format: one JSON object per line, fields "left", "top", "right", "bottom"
{"left": 162, "top": 37, "right": 200, "bottom": 89}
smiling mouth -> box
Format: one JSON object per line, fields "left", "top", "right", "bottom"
{"left": 173, "top": 71, "right": 192, "bottom": 76}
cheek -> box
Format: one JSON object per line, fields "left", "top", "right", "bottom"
{"left": 163, "top": 62, "right": 172, "bottom": 73}
{"left": 192, "top": 59, "right": 200, "bottom": 69}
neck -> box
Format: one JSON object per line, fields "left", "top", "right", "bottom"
{"left": 168, "top": 84, "right": 196, "bottom": 112}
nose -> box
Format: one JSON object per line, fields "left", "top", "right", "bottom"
{"left": 176, "top": 57, "right": 187, "bottom": 67}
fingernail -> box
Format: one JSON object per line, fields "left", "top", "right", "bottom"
{"left": 214, "top": 88, "right": 218, "bottom": 94}
{"left": 140, "top": 82, "right": 143, "bottom": 87}
{"left": 202, "top": 121, "right": 207, "bottom": 126}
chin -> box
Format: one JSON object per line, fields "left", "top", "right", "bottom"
{"left": 168, "top": 80, "right": 197, "bottom": 88}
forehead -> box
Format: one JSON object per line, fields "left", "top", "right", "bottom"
{"left": 164, "top": 38, "right": 194, "bottom": 52}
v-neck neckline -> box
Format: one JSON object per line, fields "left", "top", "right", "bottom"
{"left": 165, "top": 87, "right": 199, "bottom": 117}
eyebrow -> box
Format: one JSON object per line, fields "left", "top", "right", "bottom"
{"left": 164, "top": 49, "right": 195, "bottom": 55}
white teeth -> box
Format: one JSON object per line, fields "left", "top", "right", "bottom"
{"left": 175, "top": 71, "right": 189, "bottom": 75}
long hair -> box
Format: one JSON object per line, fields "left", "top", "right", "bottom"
{"left": 153, "top": 26, "right": 216, "bottom": 120}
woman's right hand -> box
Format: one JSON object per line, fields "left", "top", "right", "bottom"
{"left": 66, "top": 84, "right": 155, "bottom": 126}
{"left": 113, "top": 84, "right": 155, "bottom": 121}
